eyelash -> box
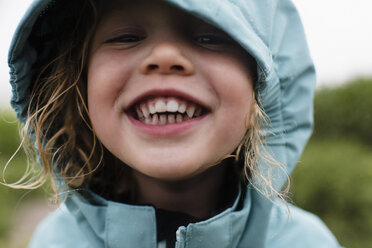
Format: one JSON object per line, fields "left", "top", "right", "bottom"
{"left": 194, "top": 35, "right": 231, "bottom": 46}
{"left": 105, "top": 34, "right": 146, "bottom": 44}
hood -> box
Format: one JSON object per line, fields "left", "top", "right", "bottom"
{"left": 9, "top": 0, "right": 315, "bottom": 188}
{"left": 9, "top": 0, "right": 316, "bottom": 247}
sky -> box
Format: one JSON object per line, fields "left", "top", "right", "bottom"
{"left": 0, "top": 0, "right": 372, "bottom": 107}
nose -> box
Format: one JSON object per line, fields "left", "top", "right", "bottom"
{"left": 140, "top": 43, "right": 195, "bottom": 75}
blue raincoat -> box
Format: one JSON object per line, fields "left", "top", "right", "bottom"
{"left": 8, "top": 0, "right": 341, "bottom": 247}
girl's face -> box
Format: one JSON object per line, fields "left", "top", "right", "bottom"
{"left": 87, "top": 0, "right": 255, "bottom": 181}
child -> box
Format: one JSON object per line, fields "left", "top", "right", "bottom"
{"left": 7, "top": 0, "right": 340, "bottom": 247}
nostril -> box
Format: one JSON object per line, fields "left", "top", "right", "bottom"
{"left": 148, "top": 64, "right": 159, "bottom": 70}
{"left": 140, "top": 55, "right": 194, "bottom": 75}
{"left": 171, "top": 65, "right": 184, "bottom": 71}
{"left": 147, "top": 64, "right": 184, "bottom": 72}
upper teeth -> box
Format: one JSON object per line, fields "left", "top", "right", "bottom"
{"left": 186, "top": 103, "right": 196, "bottom": 118}
{"left": 167, "top": 99, "right": 178, "bottom": 112}
{"left": 154, "top": 100, "right": 167, "bottom": 113}
{"left": 135, "top": 97, "right": 203, "bottom": 121}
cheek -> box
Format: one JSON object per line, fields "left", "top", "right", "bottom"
{"left": 87, "top": 51, "right": 135, "bottom": 112}
{"left": 209, "top": 56, "right": 255, "bottom": 151}
{"left": 86, "top": 54, "right": 126, "bottom": 143}
{"left": 198, "top": 52, "right": 254, "bottom": 98}
{"left": 212, "top": 58, "right": 254, "bottom": 120}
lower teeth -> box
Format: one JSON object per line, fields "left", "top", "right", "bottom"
{"left": 140, "top": 113, "right": 190, "bottom": 125}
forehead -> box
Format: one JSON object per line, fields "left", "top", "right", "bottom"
{"left": 96, "top": 0, "right": 215, "bottom": 30}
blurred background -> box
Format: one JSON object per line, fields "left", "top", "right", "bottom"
{"left": 1, "top": 0, "right": 372, "bottom": 247}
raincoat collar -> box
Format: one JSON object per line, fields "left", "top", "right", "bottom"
{"left": 64, "top": 185, "right": 259, "bottom": 248}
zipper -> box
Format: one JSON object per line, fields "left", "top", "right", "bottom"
{"left": 175, "top": 226, "right": 186, "bottom": 248}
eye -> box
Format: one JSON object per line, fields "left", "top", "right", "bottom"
{"left": 195, "top": 35, "right": 230, "bottom": 45}
{"left": 105, "top": 34, "right": 146, "bottom": 44}
{"left": 193, "top": 33, "right": 236, "bottom": 51}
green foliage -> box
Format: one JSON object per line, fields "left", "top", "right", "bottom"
{"left": 292, "top": 79, "right": 372, "bottom": 247}
{"left": 314, "top": 78, "right": 372, "bottom": 146}
{"left": 0, "top": 110, "right": 23, "bottom": 157}
{"left": 292, "top": 138, "right": 372, "bottom": 248}
{"left": 0, "top": 110, "right": 46, "bottom": 242}
{"left": 0, "top": 157, "right": 35, "bottom": 236}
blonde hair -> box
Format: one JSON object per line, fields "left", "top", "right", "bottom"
{"left": 3, "top": 0, "right": 288, "bottom": 202}
{"left": 236, "top": 100, "right": 289, "bottom": 201}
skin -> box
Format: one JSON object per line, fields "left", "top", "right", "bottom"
{"left": 87, "top": 0, "right": 255, "bottom": 218}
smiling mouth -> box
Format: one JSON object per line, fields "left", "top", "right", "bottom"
{"left": 126, "top": 96, "right": 209, "bottom": 125}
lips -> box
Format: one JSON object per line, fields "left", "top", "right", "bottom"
{"left": 125, "top": 93, "right": 210, "bottom": 125}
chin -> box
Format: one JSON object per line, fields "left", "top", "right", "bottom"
{"left": 129, "top": 158, "right": 209, "bottom": 182}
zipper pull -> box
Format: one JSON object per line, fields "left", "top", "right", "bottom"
{"left": 175, "top": 226, "right": 186, "bottom": 248}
